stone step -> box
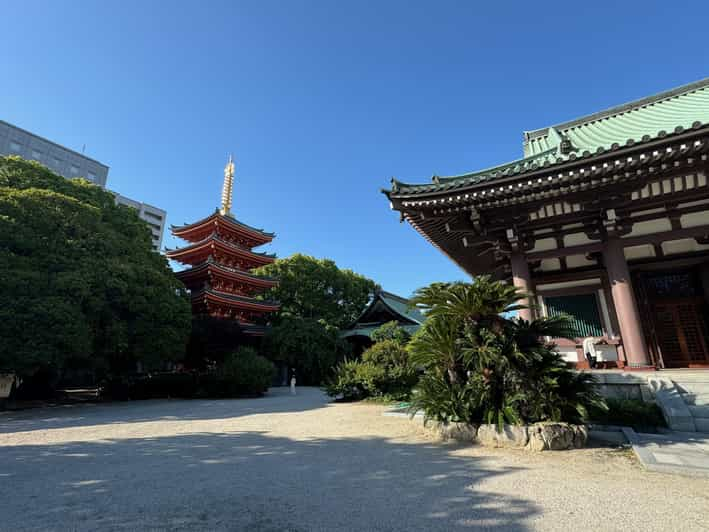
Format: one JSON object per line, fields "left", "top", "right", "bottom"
{"left": 689, "top": 405, "right": 709, "bottom": 419}
{"left": 694, "top": 417, "right": 709, "bottom": 433}
{"left": 675, "top": 382, "right": 709, "bottom": 395}
{"left": 661, "top": 371, "right": 709, "bottom": 383}
{"left": 680, "top": 392, "right": 709, "bottom": 406}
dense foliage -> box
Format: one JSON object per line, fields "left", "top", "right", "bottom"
{"left": 407, "top": 277, "right": 606, "bottom": 427}
{"left": 202, "top": 347, "right": 275, "bottom": 397}
{"left": 325, "top": 322, "right": 419, "bottom": 401}
{"left": 370, "top": 320, "right": 412, "bottom": 344}
{"left": 254, "top": 253, "right": 377, "bottom": 329}
{"left": 0, "top": 156, "right": 191, "bottom": 379}
{"left": 256, "top": 254, "right": 377, "bottom": 384}
{"left": 104, "top": 347, "right": 275, "bottom": 400}
{"left": 262, "top": 316, "right": 350, "bottom": 385}
{"left": 184, "top": 315, "right": 245, "bottom": 370}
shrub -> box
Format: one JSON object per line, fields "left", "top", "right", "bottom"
{"left": 201, "top": 347, "right": 275, "bottom": 397}
{"left": 323, "top": 359, "right": 367, "bottom": 401}
{"left": 407, "top": 278, "right": 607, "bottom": 428}
{"left": 262, "top": 316, "right": 350, "bottom": 385}
{"left": 325, "top": 340, "right": 418, "bottom": 401}
{"left": 370, "top": 321, "right": 412, "bottom": 345}
{"left": 359, "top": 340, "right": 418, "bottom": 399}
{"left": 588, "top": 398, "right": 666, "bottom": 430}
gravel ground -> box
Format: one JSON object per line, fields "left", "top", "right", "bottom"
{"left": 1, "top": 387, "right": 708, "bottom": 532}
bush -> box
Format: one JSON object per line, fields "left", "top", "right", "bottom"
{"left": 323, "top": 359, "right": 367, "bottom": 401}
{"left": 325, "top": 340, "right": 418, "bottom": 401}
{"left": 262, "top": 316, "right": 351, "bottom": 385}
{"left": 370, "top": 321, "right": 411, "bottom": 345}
{"left": 201, "top": 347, "right": 275, "bottom": 397}
{"left": 100, "top": 348, "right": 276, "bottom": 400}
{"left": 407, "top": 278, "right": 607, "bottom": 428}
{"left": 588, "top": 398, "right": 666, "bottom": 430}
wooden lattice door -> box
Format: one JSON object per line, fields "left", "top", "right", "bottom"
{"left": 638, "top": 271, "right": 709, "bottom": 368}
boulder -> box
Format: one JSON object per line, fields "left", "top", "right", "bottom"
{"left": 525, "top": 422, "right": 587, "bottom": 451}
{"left": 476, "top": 424, "right": 529, "bottom": 448}
{"left": 572, "top": 424, "right": 589, "bottom": 448}
{"left": 439, "top": 422, "right": 477, "bottom": 443}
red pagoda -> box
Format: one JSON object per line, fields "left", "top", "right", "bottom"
{"left": 167, "top": 156, "right": 280, "bottom": 336}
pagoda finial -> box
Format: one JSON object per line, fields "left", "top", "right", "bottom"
{"left": 220, "top": 154, "right": 235, "bottom": 215}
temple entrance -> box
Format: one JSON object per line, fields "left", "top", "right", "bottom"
{"left": 636, "top": 270, "right": 709, "bottom": 368}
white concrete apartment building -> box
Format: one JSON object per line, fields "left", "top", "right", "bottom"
{"left": 114, "top": 193, "right": 167, "bottom": 251}
{"left": 0, "top": 119, "right": 166, "bottom": 251}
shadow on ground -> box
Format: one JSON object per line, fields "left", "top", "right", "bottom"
{"left": 1, "top": 428, "right": 537, "bottom": 531}
{"left": 0, "top": 387, "right": 327, "bottom": 434}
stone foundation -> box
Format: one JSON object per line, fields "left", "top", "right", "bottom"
{"left": 429, "top": 421, "right": 588, "bottom": 451}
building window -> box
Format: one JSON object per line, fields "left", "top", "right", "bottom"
{"left": 544, "top": 293, "right": 604, "bottom": 338}
{"left": 87, "top": 171, "right": 96, "bottom": 182}
{"left": 31, "top": 149, "right": 42, "bottom": 161}
{"left": 53, "top": 157, "right": 62, "bottom": 168}
{"left": 9, "top": 141, "right": 22, "bottom": 153}
{"left": 70, "top": 165, "right": 79, "bottom": 176}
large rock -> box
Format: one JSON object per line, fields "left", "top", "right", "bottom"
{"left": 526, "top": 422, "right": 587, "bottom": 451}
{"left": 476, "top": 424, "right": 529, "bottom": 448}
{"left": 440, "top": 422, "right": 477, "bottom": 443}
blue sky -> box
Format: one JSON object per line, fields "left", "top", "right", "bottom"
{"left": 2, "top": 1, "right": 708, "bottom": 296}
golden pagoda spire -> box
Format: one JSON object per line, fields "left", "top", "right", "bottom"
{"left": 220, "top": 154, "right": 235, "bottom": 215}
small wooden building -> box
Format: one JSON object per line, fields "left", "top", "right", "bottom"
{"left": 384, "top": 79, "right": 709, "bottom": 369}
{"left": 342, "top": 290, "right": 425, "bottom": 354}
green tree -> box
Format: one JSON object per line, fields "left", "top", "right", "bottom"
{"left": 0, "top": 156, "right": 191, "bottom": 380}
{"left": 254, "top": 253, "right": 377, "bottom": 329}
{"left": 261, "top": 316, "right": 350, "bottom": 385}
{"left": 370, "top": 320, "right": 412, "bottom": 345}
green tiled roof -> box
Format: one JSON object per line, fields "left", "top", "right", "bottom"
{"left": 524, "top": 78, "right": 709, "bottom": 157}
{"left": 378, "top": 291, "right": 426, "bottom": 324}
{"left": 388, "top": 78, "right": 709, "bottom": 196}
{"left": 342, "top": 290, "right": 426, "bottom": 338}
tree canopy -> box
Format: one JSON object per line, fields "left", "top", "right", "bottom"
{"left": 0, "top": 156, "right": 191, "bottom": 378}
{"left": 254, "top": 253, "right": 377, "bottom": 329}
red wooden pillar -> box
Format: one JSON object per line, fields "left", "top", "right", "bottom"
{"left": 510, "top": 251, "right": 534, "bottom": 322}
{"left": 603, "top": 237, "right": 652, "bottom": 367}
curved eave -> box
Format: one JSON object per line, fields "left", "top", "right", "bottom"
{"left": 176, "top": 262, "right": 279, "bottom": 288}
{"left": 402, "top": 212, "right": 503, "bottom": 278}
{"left": 351, "top": 293, "right": 421, "bottom": 328}
{"left": 166, "top": 235, "right": 277, "bottom": 266}
{"left": 193, "top": 289, "right": 281, "bottom": 312}
{"left": 386, "top": 122, "right": 709, "bottom": 201}
{"left": 171, "top": 212, "right": 275, "bottom": 244}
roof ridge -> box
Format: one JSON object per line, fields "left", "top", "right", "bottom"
{"left": 379, "top": 290, "right": 410, "bottom": 303}
{"left": 525, "top": 77, "right": 709, "bottom": 140}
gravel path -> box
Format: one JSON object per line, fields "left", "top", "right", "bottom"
{"left": 1, "top": 387, "right": 708, "bottom": 531}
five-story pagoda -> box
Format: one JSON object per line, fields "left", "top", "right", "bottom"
{"left": 167, "top": 156, "right": 280, "bottom": 336}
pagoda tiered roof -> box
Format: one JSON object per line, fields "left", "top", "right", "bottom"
{"left": 166, "top": 233, "right": 276, "bottom": 267}
{"left": 171, "top": 210, "right": 274, "bottom": 248}
{"left": 190, "top": 288, "right": 281, "bottom": 313}
{"left": 175, "top": 260, "right": 278, "bottom": 291}
{"left": 171, "top": 157, "right": 280, "bottom": 335}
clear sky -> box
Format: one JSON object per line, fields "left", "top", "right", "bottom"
{"left": 2, "top": 1, "right": 708, "bottom": 296}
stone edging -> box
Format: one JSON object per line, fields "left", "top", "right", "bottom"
{"left": 433, "top": 421, "right": 588, "bottom": 451}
